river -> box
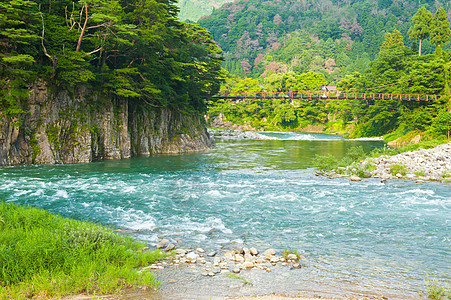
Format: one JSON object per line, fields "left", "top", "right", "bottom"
{"left": 1, "top": 132, "right": 449, "bottom": 299}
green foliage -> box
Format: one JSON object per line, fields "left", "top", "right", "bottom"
{"left": 431, "top": 109, "right": 451, "bottom": 139}
{"left": 0, "top": 202, "right": 165, "bottom": 298}
{"left": 227, "top": 273, "right": 253, "bottom": 286}
{"left": 424, "top": 276, "right": 449, "bottom": 299}
{"left": 314, "top": 154, "right": 339, "bottom": 172}
{"left": 408, "top": 7, "right": 432, "bottom": 55}
{"left": 281, "top": 249, "right": 302, "bottom": 261}
{"left": 199, "top": 0, "right": 451, "bottom": 79}
{"left": 390, "top": 164, "right": 407, "bottom": 176}
{"left": 430, "top": 7, "right": 451, "bottom": 48}
{"left": 0, "top": 0, "right": 224, "bottom": 116}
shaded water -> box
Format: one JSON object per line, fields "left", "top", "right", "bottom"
{"left": 1, "top": 132, "right": 449, "bottom": 298}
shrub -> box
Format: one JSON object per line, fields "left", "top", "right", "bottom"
{"left": 424, "top": 277, "right": 449, "bottom": 300}
{"left": 314, "top": 154, "right": 338, "bottom": 171}
{"left": 390, "top": 164, "right": 407, "bottom": 176}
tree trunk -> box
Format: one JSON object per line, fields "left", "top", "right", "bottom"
{"left": 419, "top": 38, "right": 422, "bottom": 56}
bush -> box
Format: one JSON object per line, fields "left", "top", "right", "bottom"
{"left": 390, "top": 164, "right": 407, "bottom": 176}
{"left": 431, "top": 109, "right": 451, "bottom": 139}
{"left": 424, "top": 277, "right": 449, "bottom": 299}
{"left": 314, "top": 154, "right": 338, "bottom": 171}
{"left": 0, "top": 202, "right": 165, "bottom": 298}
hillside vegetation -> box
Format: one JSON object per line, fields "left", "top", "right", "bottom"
{"left": 199, "top": 0, "right": 451, "bottom": 81}
{"left": 205, "top": 4, "right": 451, "bottom": 141}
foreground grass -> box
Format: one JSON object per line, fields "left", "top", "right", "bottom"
{"left": 0, "top": 202, "right": 165, "bottom": 299}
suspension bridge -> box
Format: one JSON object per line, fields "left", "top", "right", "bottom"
{"left": 213, "top": 91, "right": 443, "bottom": 102}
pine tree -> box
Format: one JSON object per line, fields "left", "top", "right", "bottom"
{"left": 430, "top": 7, "right": 451, "bottom": 49}
{"left": 408, "top": 6, "right": 432, "bottom": 56}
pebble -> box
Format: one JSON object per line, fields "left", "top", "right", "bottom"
{"left": 165, "top": 243, "right": 175, "bottom": 252}
{"left": 150, "top": 244, "right": 308, "bottom": 276}
{"left": 186, "top": 252, "right": 199, "bottom": 262}
{"left": 175, "top": 249, "right": 186, "bottom": 255}
{"left": 156, "top": 239, "right": 169, "bottom": 249}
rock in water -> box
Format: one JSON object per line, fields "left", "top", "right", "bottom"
{"left": 350, "top": 175, "right": 362, "bottom": 181}
{"left": 186, "top": 252, "right": 199, "bottom": 262}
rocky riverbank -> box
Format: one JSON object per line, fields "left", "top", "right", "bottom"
{"left": 208, "top": 129, "right": 278, "bottom": 140}
{"left": 326, "top": 142, "right": 451, "bottom": 182}
{"left": 145, "top": 239, "right": 305, "bottom": 276}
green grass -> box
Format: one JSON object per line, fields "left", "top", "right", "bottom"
{"left": 281, "top": 249, "right": 303, "bottom": 261}
{"left": 424, "top": 276, "right": 450, "bottom": 299}
{"left": 227, "top": 273, "right": 253, "bottom": 286}
{"left": 390, "top": 164, "right": 407, "bottom": 176}
{"left": 0, "top": 202, "right": 166, "bottom": 299}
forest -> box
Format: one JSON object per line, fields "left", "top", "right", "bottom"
{"left": 203, "top": 2, "right": 451, "bottom": 140}
{"left": 199, "top": 0, "right": 451, "bottom": 81}
{"left": 0, "top": 0, "right": 224, "bottom": 117}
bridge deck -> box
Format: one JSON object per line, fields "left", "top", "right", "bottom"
{"left": 213, "top": 92, "right": 442, "bottom": 102}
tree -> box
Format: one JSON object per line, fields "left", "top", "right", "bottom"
{"left": 0, "top": 0, "right": 40, "bottom": 115}
{"left": 430, "top": 7, "right": 451, "bottom": 49}
{"left": 408, "top": 6, "right": 432, "bottom": 56}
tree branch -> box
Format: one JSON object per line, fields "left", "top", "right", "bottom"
{"left": 76, "top": 4, "right": 89, "bottom": 52}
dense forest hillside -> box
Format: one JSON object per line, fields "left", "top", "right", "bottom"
{"left": 177, "top": 0, "right": 230, "bottom": 22}
{"left": 199, "top": 0, "right": 451, "bottom": 81}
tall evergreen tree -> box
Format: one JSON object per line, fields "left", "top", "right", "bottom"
{"left": 430, "top": 7, "right": 451, "bottom": 49}
{"left": 408, "top": 6, "right": 432, "bottom": 56}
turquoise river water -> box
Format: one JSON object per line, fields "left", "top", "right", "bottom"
{"left": 1, "top": 132, "right": 449, "bottom": 298}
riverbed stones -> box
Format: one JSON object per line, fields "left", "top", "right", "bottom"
{"left": 175, "top": 249, "right": 187, "bottom": 255}
{"left": 196, "top": 247, "right": 205, "bottom": 253}
{"left": 339, "top": 142, "right": 451, "bottom": 182}
{"left": 156, "top": 239, "right": 169, "bottom": 249}
{"left": 213, "top": 257, "right": 221, "bottom": 266}
{"left": 186, "top": 252, "right": 199, "bottom": 262}
{"left": 165, "top": 243, "right": 175, "bottom": 252}
{"left": 249, "top": 247, "right": 258, "bottom": 255}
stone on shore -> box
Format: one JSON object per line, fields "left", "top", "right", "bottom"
{"left": 349, "top": 175, "right": 361, "bottom": 181}
{"left": 156, "top": 239, "right": 169, "bottom": 249}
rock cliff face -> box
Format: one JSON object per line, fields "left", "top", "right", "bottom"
{"left": 0, "top": 82, "right": 213, "bottom": 166}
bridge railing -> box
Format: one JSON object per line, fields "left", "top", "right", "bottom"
{"left": 213, "top": 91, "right": 442, "bottom": 102}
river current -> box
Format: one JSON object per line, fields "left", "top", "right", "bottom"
{"left": 1, "top": 132, "right": 449, "bottom": 298}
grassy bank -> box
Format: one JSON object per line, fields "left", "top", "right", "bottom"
{"left": 0, "top": 202, "right": 165, "bottom": 299}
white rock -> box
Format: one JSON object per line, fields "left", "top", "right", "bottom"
{"left": 186, "top": 252, "right": 199, "bottom": 262}
{"left": 350, "top": 175, "right": 361, "bottom": 181}
{"left": 232, "top": 267, "right": 240, "bottom": 274}
{"left": 287, "top": 254, "right": 297, "bottom": 260}
{"left": 249, "top": 247, "right": 258, "bottom": 256}
{"left": 196, "top": 248, "right": 205, "bottom": 253}
{"left": 213, "top": 257, "right": 221, "bottom": 266}
{"left": 243, "top": 261, "right": 254, "bottom": 268}
{"left": 175, "top": 249, "right": 186, "bottom": 255}
{"left": 224, "top": 250, "right": 235, "bottom": 260}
